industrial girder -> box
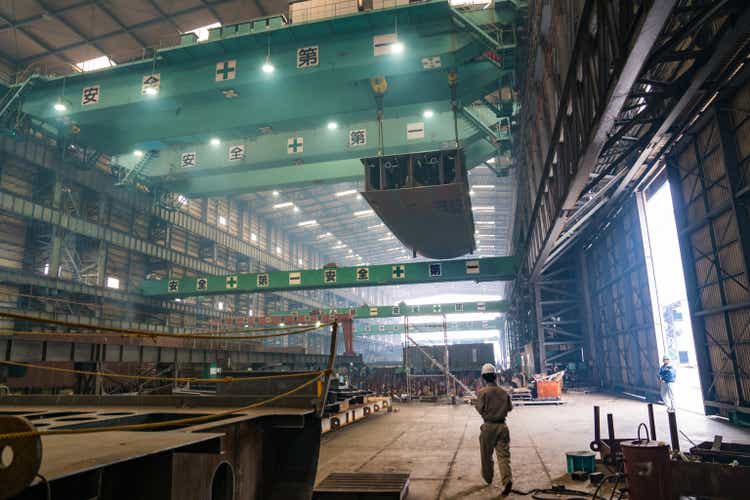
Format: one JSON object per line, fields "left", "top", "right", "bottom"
{"left": 238, "top": 300, "right": 508, "bottom": 322}
{"left": 355, "top": 319, "right": 503, "bottom": 336}
{"left": 520, "top": 0, "right": 676, "bottom": 280}
{"left": 141, "top": 256, "right": 518, "bottom": 297}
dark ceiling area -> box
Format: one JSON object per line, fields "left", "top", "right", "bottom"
{"left": 0, "top": 0, "right": 288, "bottom": 79}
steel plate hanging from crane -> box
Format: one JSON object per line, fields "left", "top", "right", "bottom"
{"left": 361, "top": 149, "right": 475, "bottom": 259}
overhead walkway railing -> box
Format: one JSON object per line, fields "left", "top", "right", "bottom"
{"left": 142, "top": 256, "right": 518, "bottom": 297}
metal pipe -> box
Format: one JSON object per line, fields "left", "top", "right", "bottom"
{"left": 607, "top": 413, "right": 616, "bottom": 441}
{"left": 668, "top": 410, "right": 680, "bottom": 452}
{"left": 648, "top": 403, "right": 657, "bottom": 440}
{"left": 594, "top": 406, "right": 601, "bottom": 444}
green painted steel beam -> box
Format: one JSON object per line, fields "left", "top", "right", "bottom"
{"left": 142, "top": 256, "right": 518, "bottom": 297}
{"left": 18, "top": 2, "right": 520, "bottom": 156}
{"left": 355, "top": 319, "right": 503, "bottom": 336}
{"left": 266, "top": 300, "right": 507, "bottom": 320}
{"left": 117, "top": 107, "right": 479, "bottom": 177}
{"left": 154, "top": 129, "right": 493, "bottom": 197}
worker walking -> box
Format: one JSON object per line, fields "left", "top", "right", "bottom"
{"left": 659, "top": 355, "right": 677, "bottom": 412}
{"left": 475, "top": 363, "right": 513, "bottom": 496}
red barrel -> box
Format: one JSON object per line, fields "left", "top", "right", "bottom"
{"left": 621, "top": 440, "right": 672, "bottom": 500}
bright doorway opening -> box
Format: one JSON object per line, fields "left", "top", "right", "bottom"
{"left": 642, "top": 182, "right": 703, "bottom": 413}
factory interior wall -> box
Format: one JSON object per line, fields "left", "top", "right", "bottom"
{"left": 583, "top": 197, "right": 660, "bottom": 398}
{"left": 666, "top": 75, "right": 750, "bottom": 419}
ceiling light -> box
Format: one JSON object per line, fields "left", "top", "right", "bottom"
{"left": 378, "top": 235, "right": 395, "bottom": 241}
{"left": 423, "top": 109, "right": 434, "bottom": 118}
{"left": 297, "top": 220, "right": 318, "bottom": 227}
{"left": 472, "top": 206, "right": 495, "bottom": 212}
{"left": 368, "top": 223, "right": 385, "bottom": 229}
{"left": 476, "top": 221, "right": 495, "bottom": 225}
{"left": 133, "top": 149, "right": 144, "bottom": 157}
{"left": 262, "top": 59, "right": 275, "bottom": 73}
{"left": 327, "top": 121, "right": 338, "bottom": 130}
{"left": 470, "top": 190, "right": 475, "bottom": 195}
{"left": 272, "top": 190, "right": 279, "bottom": 196}
{"left": 143, "top": 86, "right": 158, "bottom": 96}
{"left": 293, "top": 206, "right": 300, "bottom": 212}
{"left": 472, "top": 185, "right": 495, "bottom": 189}
{"left": 391, "top": 42, "right": 404, "bottom": 54}
{"left": 53, "top": 98, "right": 68, "bottom": 112}
{"left": 279, "top": 322, "right": 285, "bottom": 327}
{"left": 486, "top": 157, "right": 496, "bottom": 164}
{"left": 335, "top": 189, "right": 357, "bottom": 197}
{"left": 273, "top": 202, "right": 294, "bottom": 209}
{"left": 318, "top": 232, "right": 333, "bottom": 239}
{"left": 210, "top": 137, "right": 221, "bottom": 146}
{"left": 354, "top": 209, "right": 374, "bottom": 217}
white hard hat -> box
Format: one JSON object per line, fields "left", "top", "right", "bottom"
{"left": 481, "top": 363, "right": 496, "bottom": 375}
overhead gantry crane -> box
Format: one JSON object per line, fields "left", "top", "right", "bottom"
{"left": 15, "top": 1, "right": 522, "bottom": 198}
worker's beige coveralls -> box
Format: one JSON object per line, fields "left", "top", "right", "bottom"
{"left": 474, "top": 382, "right": 513, "bottom": 487}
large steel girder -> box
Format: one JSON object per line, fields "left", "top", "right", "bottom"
{"left": 521, "top": 0, "right": 675, "bottom": 280}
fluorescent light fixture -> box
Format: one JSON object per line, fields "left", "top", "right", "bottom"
{"left": 272, "top": 190, "right": 279, "bottom": 196}
{"left": 354, "top": 209, "right": 374, "bottom": 217}
{"left": 298, "top": 258, "right": 303, "bottom": 265}
{"left": 133, "top": 149, "right": 144, "bottom": 157}
{"left": 218, "top": 215, "right": 227, "bottom": 225}
{"left": 391, "top": 41, "right": 404, "bottom": 54}
{"left": 106, "top": 276, "right": 120, "bottom": 289}
{"left": 297, "top": 220, "right": 318, "bottom": 227}
{"left": 75, "top": 55, "right": 115, "bottom": 72}
{"left": 293, "top": 206, "right": 300, "bottom": 212}
{"left": 143, "top": 86, "right": 158, "bottom": 96}
{"left": 472, "top": 185, "right": 495, "bottom": 189}
{"left": 273, "top": 202, "right": 293, "bottom": 209}
{"left": 276, "top": 246, "right": 282, "bottom": 254}
{"left": 318, "top": 232, "right": 333, "bottom": 239}
{"left": 368, "top": 223, "right": 385, "bottom": 229}
{"left": 217, "top": 301, "right": 224, "bottom": 311}
{"left": 476, "top": 221, "right": 495, "bottom": 225}
{"left": 486, "top": 157, "right": 496, "bottom": 164}
{"left": 251, "top": 232, "right": 258, "bottom": 242}
{"left": 378, "top": 235, "right": 395, "bottom": 241}
{"left": 387, "top": 247, "right": 401, "bottom": 252}
{"left": 469, "top": 190, "right": 475, "bottom": 195}
{"left": 327, "top": 121, "right": 338, "bottom": 130}
{"left": 335, "top": 189, "right": 358, "bottom": 197}
{"left": 472, "top": 206, "right": 495, "bottom": 212}
{"left": 210, "top": 137, "right": 221, "bottom": 146}
{"left": 423, "top": 109, "right": 434, "bottom": 118}
{"left": 188, "top": 22, "right": 221, "bottom": 42}
{"left": 348, "top": 249, "right": 353, "bottom": 253}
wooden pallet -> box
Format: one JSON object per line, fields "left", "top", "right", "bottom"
{"left": 313, "top": 472, "right": 410, "bottom": 499}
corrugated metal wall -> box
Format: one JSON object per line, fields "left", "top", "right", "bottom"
{"left": 666, "top": 77, "right": 750, "bottom": 417}
{"left": 584, "top": 198, "right": 660, "bottom": 396}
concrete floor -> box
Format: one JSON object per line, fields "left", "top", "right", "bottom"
{"left": 317, "top": 393, "right": 750, "bottom": 499}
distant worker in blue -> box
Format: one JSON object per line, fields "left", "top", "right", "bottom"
{"left": 659, "top": 355, "right": 676, "bottom": 412}
{"left": 475, "top": 363, "right": 513, "bottom": 496}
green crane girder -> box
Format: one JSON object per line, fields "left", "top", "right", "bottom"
{"left": 264, "top": 300, "right": 507, "bottom": 320}
{"left": 16, "top": 1, "right": 521, "bottom": 197}
{"left": 355, "top": 319, "right": 503, "bottom": 336}
{"left": 142, "top": 256, "right": 518, "bottom": 297}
